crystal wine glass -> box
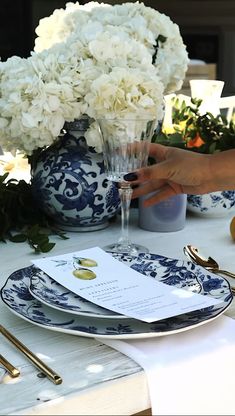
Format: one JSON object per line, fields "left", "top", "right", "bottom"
{"left": 98, "top": 117, "right": 157, "bottom": 255}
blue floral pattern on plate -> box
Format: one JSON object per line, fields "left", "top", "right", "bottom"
{"left": 29, "top": 252, "right": 203, "bottom": 318}
{"left": 0, "top": 253, "right": 233, "bottom": 339}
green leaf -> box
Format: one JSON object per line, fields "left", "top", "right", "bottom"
{"left": 153, "top": 95, "right": 235, "bottom": 155}
{"left": 9, "top": 234, "right": 28, "bottom": 243}
{"left": 59, "top": 233, "right": 69, "bottom": 240}
{"left": 209, "top": 142, "right": 217, "bottom": 154}
{"left": 0, "top": 173, "right": 69, "bottom": 253}
{"left": 167, "top": 132, "right": 184, "bottom": 144}
{"left": 157, "top": 34, "right": 167, "bottom": 44}
{"left": 39, "top": 242, "right": 56, "bottom": 253}
{"left": 0, "top": 172, "right": 9, "bottom": 184}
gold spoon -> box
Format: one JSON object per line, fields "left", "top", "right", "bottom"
{"left": 183, "top": 245, "right": 235, "bottom": 279}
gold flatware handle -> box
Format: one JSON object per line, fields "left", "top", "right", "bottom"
{"left": 183, "top": 245, "right": 209, "bottom": 267}
{"left": 230, "top": 286, "right": 235, "bottom": 296}
{"left": 0, "top": 325, "right": 62, "bottom": 385}
{"left": 212, "top": 268, "right": 235, "bottom": 279}
{"left": 184, "top": 246, "right": 235, "bottom": 279}
{"left": 0, "top": 354, "right": 20, "bottom": 378}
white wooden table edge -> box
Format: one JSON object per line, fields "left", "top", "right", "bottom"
{"left": 11, "top": 371, "right": 150, "bottom": 416}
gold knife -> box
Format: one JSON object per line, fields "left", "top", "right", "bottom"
{"left": 0, "top": 354, "right": 20, "bottom": 378}
{"left": 0, "top": 325, "right": 62, "bottom": 385}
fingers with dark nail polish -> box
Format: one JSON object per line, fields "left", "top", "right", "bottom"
{"left": 124, "top": 172, "right": 138, "bottom": 181}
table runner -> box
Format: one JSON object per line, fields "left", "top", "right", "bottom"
{"left": 98, "top": 315, "right": 235, "bottom": 415}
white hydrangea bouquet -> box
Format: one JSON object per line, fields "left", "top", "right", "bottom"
{"left": 0, "top": 1, "right": 189, "bottom": 156}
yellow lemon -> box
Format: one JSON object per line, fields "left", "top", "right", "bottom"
{"left": 230, "top": 216, "right": 235, "bottom": 241}
{"left": 74, "top": 257, "right": 98, "bottom": 267}
{"left": 79, "top": 258, "right": 98, "bottom": 267}
{"left": 72, "top": 268, "right": 96, "bottom": 280}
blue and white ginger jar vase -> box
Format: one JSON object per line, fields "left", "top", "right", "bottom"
{"left": 31, "top": 118, "right": 120, "bottom": 231}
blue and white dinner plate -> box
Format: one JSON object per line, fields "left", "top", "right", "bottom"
{"left": 29, "top": 266, "right": 122, "bottom": 319}
{"left": 28, "top": 252, "right": 203, "bottom": 319}
{"left": 0, "top": 252, "right": 233, "bottom": 339}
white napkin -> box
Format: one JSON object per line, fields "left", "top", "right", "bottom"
{"left": 97, "top": 315, "right": 235, "bottom": 415}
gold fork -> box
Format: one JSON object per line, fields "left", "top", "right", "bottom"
{"left": 184, "top": 245, "right": 235, "bottom": 296}
{"left": 0, "top": 325, "right": 62, "bottom": 385}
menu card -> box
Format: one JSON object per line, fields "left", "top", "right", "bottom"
{"left": 32, "top": 247, "right": 221, "bottom": 323}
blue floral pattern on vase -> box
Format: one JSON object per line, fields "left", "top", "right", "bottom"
{"left": 31, "top": 119, "right": 120, "bottom": 231}
{"left": 187, "top": 190, "right": 235, "bottom": 217}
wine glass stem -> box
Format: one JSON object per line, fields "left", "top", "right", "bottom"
{"left": 118, "top": 183, "right": 133, "bottom": 248}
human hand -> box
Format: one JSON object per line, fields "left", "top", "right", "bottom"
{"left": 123, "top": 143, "right": 213, "bottom": 206}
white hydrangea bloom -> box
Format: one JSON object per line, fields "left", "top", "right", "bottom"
{"left": 85, "top": 67, "right": 164, "bottom": 121}
{"left": 84, "top": 121, "right": 103, "bottom": 153}
{"left": 0, "top": 45, "right": 85, "bottom": 154}
{"left": 34, "top": 1, "right": 189, "bottom": 93}
{"left": 0, "top": 1, "right": 189, "bottom": 155}
{"left": 34, "top": 2, "right": 108, "bottom": 52}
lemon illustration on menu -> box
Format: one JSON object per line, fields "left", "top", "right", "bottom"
{"left": 72, "top": 257, "right": 98, "bottom": 280}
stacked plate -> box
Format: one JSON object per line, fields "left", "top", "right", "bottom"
{"left": 0, "top": 366, "right": 6, "bottom": 383}
{"left": 0, "top": 252, "right": 233, "bottom": 339}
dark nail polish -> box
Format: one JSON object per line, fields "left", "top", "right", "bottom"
{"left": 123, "top": 172, "right": 138, "bottom": 181}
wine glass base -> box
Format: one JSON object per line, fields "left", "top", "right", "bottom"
{"left": 103, "top": 242, "right": 149, "bottom": 256}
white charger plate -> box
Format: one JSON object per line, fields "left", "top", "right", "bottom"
{"left": 0, "top": 252, "right": 233, "bottom": 339}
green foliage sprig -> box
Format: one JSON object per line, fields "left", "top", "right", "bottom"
{"left": 0, "top": 172, "right": 68, "bottom": 253}
{"left": 152, "top": 97, "right": 235, "bottom": 154}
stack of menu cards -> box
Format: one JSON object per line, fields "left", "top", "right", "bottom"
{"left": 32, "top": 247, "right": 221, "bottom": 323}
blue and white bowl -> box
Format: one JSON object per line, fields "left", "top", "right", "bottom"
{"left": 187, "top": 190, "right": 235, "bottom": 217}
